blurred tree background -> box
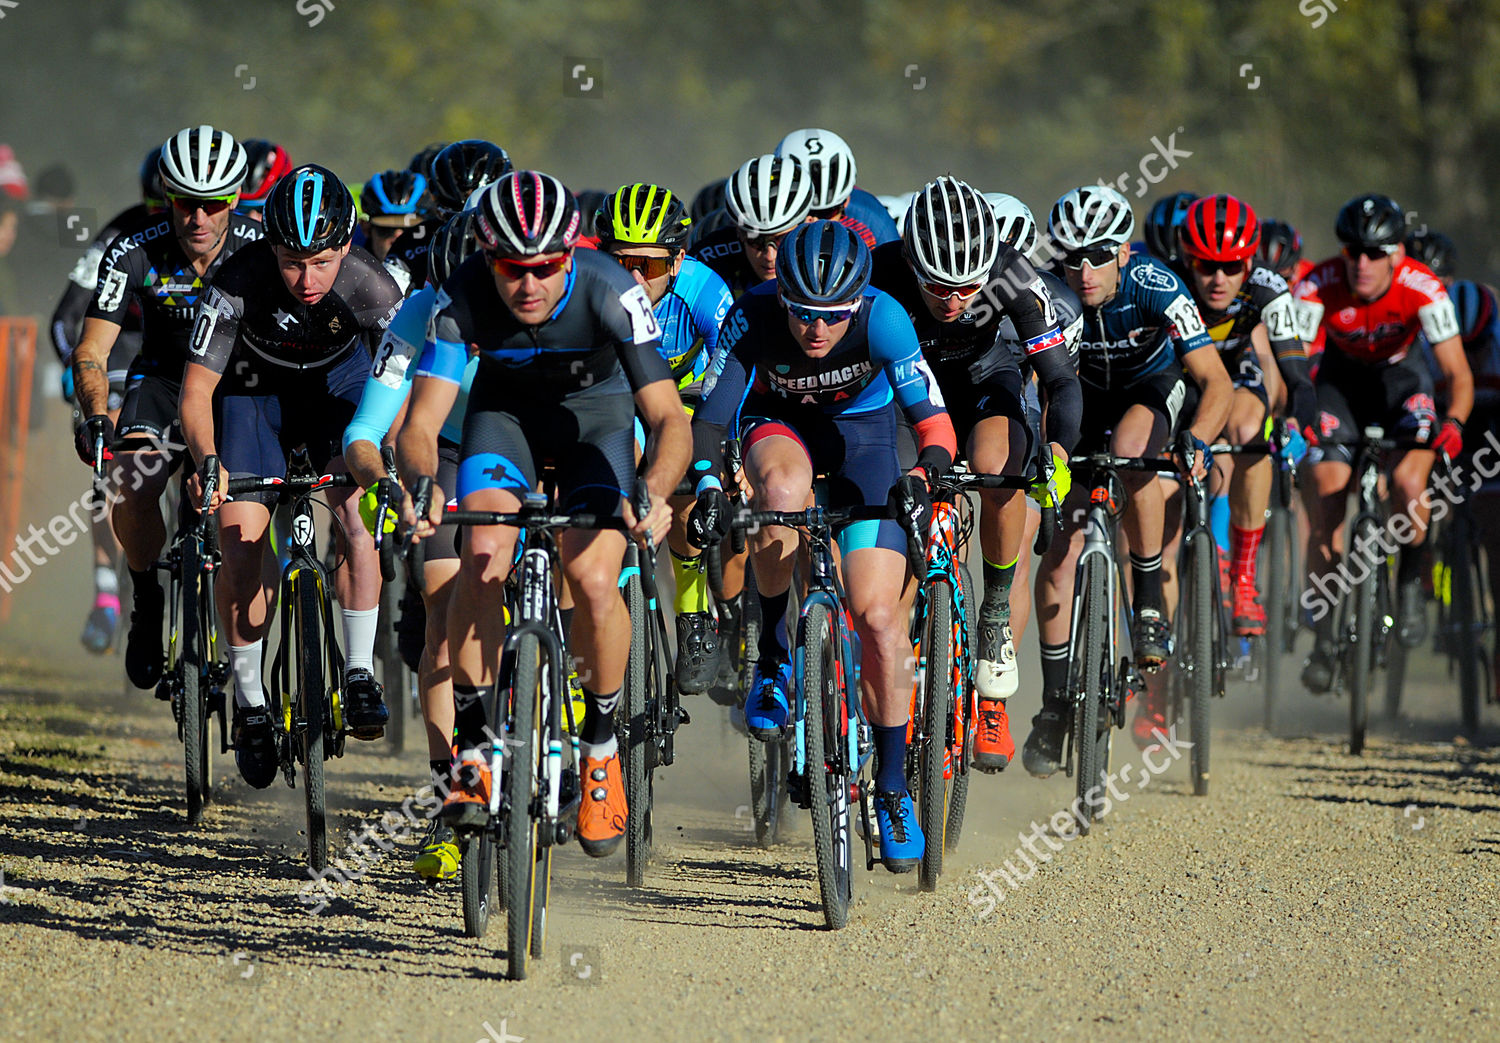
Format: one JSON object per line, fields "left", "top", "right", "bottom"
{"left": 1, "top": 0, "right": 1498, "bottom": 314}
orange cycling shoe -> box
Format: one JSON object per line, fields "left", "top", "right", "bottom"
{"left": 972, "top": 697, "right": 1015, "bottom": 773}
{"left": 440, "top": 752, "right": 492, "bottom": 831}
{"left": 1131, "top": 682, "right": 1169, "bottom": 751}
{"left": 1232, "top": 582, "right": 1266, "bottom": 636}
{"left": 577, "top": 752, "right": 628, "bottom": 857}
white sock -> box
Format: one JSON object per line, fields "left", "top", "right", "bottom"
{"left": 95, "top": 565, "right": 119, "bottom": 596}
{"left": 231, "top": 641, "right": 266, "bottom": 708}
{"left": 580, "top": 735, "right": 619, "bottom": 760}
{"left": 341, "top": 607, "right": 380, "bottom": 672}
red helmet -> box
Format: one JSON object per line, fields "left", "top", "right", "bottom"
{"left": 1180, "top": 194, "right": 1260, "bottom": 263}
{"left": 239, "top": 139, "right": 293, "bottom": 207}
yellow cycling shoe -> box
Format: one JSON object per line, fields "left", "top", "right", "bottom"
{"left": 562, "top": 670, "right": 588, "bottom": 735}
{"left": 413, "top": 819, "right": 461, "bottom": 881}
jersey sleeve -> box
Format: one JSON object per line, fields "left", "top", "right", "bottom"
{"left": 84, "top": 231, "right": 139, "bottom": 327}
{"left": 186, "top": 279, "right": 245, "bottom": 376}
{"left": 689, "top": 264, "right": 734, "bottom": 355}
{"left": 600, "top": 276, "right": 674, "bottom": 390}
{"left": 413, "top": 286, "right": 469, "bottom": 385}
{"left": 354, "top": 260, "right": 406, "bottom": 354}
{"left": 1292, "top": 273, "right": 1326, "bottom": 348}
{"left": 688, "top": 298, "right": 756, "bottom": 492}
{"left": 343, "top": 288, "right": 434, "bottom": 454}
{"left": 868, "top": 292, "right": 957, "bottom": 473}
{"left": 1252, "top": 270, "right": 1318, "bottom": 430}
{"left": 1158, "top": 282, "right": 1212, "bottom": 361}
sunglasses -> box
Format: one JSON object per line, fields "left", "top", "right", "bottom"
{"left": 1062, "top": 246, "right": 1119, "bottom": 270}
{"left": 1189, "top": 257, "right": 1249, "bottom": 277}
{"left": 742, "top": 232, "right": 784, "bottom": 252}
{"left": 610, "top": 252, "right": 676, "bottom": 280}
{"left": 785, "top": 301, "right": 859, "bottom": 325}
{"left": 486, "top": 252, "right": 570, "bottom": 280}
{"left": 919, "top": 278, "right": 985, "bottom": 302}
{"left": 1342, "top": 243, "right": 1399, "bottom": 262}
{"left": 167, "top": 192, "right": 237, "bottom": 216}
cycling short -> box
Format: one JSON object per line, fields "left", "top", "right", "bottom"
{"left": 107, "top": 331, "right": 143, "bottom": 405}
{"left": 116, "top": 357, "right": 185, "bottom": 457}
{"left": 1229, "top": 350, "right": 1270, "bottom": 411}
{"left": 1078, "top": 365, "right": 1185, "bottom": 457}
{"left": 741, "top": 405, "right": 904, "bottom": 555}
{"left": 424, "top": 440, "right": 462, "bottom": 563}
{"left": 1309, "top": 349, "right": 1437, "bottom": 467}
{"left": 458, "top": 364, "right": 636, "bottom": 516}
{"left": 218, "top": 348, "right": 368, "bottom": 507}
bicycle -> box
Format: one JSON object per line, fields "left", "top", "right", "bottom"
{"left": 912, "top": 461, "right": 1055, "bottom": 891}
{"left": 1426, "top": 469, "right": 1489, "bottom": 730}
{"left": 208, "top": 449, "right": 361, "bottom": 870}
{"left": 727, "top": 502, "right": 885, "bottom": 930}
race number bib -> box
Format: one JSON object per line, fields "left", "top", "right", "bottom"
{"left": 620, "top": 284, "right": 662, "bottom": 343}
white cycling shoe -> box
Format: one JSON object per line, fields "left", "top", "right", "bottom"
{"left": 975, "top": 620, "right": 1019, "bottom": 700}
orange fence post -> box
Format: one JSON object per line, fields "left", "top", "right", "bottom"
{"left": 0, "top": 317, "right": 36, "bottom": 623}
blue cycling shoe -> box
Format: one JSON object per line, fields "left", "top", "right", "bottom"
{"left": 874, "top": 790, "right": 924, "bottom": 873}
{"left": 744, "top": 658, "right": 792, "bottom": 741}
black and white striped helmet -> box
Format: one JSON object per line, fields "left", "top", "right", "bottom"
{"left": 902, "top": 177, "right": 1000, "bottom": 286}
{"left": 724, "top": 154, "right": 813, "bottom": 236}
{"left": 775, "top": 128, "right": 857, "bottom": 211}
{"left": 157, "top": 125, "right": 248, "bottom": 196}
{"left": 984, "top": 193, "right": 1039, "bottom": 259}
{"left": 476, "top": 170, "right": 581, "bottom": 258}
{"left": 1048, "top": 184, "right": 1136, "bottom": 251}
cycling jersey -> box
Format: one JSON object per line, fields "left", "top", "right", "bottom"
{"left": 53, "top": 205, "right": 148, "bottom": 399}
{"left": 1075, "top": 254, "right": 1212, "bottom": 389}
{"left": 846, "top": 187, "right": 900, "bottom": 246}
{"left": 1197, "top": 264, "right": 1317, "bottom": 431}
{"left": 688, "top": 226, "right": 762, "bottom": 296}
{"left": 383, "top": 219, "right": 447, "bottom": 295}
{"left": 871, "top": 240, "right": 1081, "bottom": 452}
{"left": 86, "top": 210, "right": 263, "bottom": 371}
{"left": 1420, "top": 280, "right": 1500, "bottom": 412}
{"left": 1003, "top": 270, "right": 1082, "bottom": 370}
{"left": 1293, "top": 255, "right": 1459, "bottom": 366}
{"left": 652, "top": 256, "right": 733, "bottom": 399}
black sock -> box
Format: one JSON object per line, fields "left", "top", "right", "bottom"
{"left": 560, "top": 606, "right": 575, "bottom": 638}
{"left": 452, "top": 683, "right": 494, "bottom": 749}
{"left": 757, "top": 587, "right": 790, "bottom": 662}
{"left": 130, "top": 567, "right": 160, "bottom": 600}
{"left": 581, "top": 686, "right": 620, "bottom": 746}
{"left": 873, "top": 723, "right": 907, "bottom": 794}
{"left": 1398, "top": 545, "right": 1424, "bottom": 585}
{"left": 1040, "top": 641, "right": 1070, "bottom": 694}
{"left": 429, "top": 758, "right": 450, "bottom": 795}
{"left": 1131, "top": 551, "right": 1164, "bottom": 610}
{"left": 980, "top": 557, "right": 1016, "bottom": 623}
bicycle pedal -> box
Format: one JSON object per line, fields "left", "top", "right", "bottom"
{"left": 676, "top": 707, "right": 691, "bottom": 727}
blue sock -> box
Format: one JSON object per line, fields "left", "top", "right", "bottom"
{"left": 873, "top": 724, "right": 907, "bottom": 794}
{"left": 1210, "top": 494, "right": 1231, "bottom": 555}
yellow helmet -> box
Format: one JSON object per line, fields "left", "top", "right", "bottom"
{"left": 594, "top": 183, "right": 691, "bottom": 250}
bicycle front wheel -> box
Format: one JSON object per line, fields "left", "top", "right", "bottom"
{"left": 1262, "top": 505, "right": 1290, "bottom": 732}
{"left": 802, "top": 604, "right": 852, "bottom": 929}
{"left": 180, "top": 542, "right": 206, "bottom": 825}
{"left": 916, "top": 578, "right": 952, "bottom": 893}
{"left": 1073, "top": 556, "right": 1110, "bottom": 835}
{"left": 1450, "top": 518, "right": 1482, "bottom": 731}
{"left": 622, "top": 567, "right": 650, "bottom": 887}
{"left": 944, "top": 564, "right": 975, "bottom": 854}
{"left": 295, "top": 571, "right": 328, "bottom": 871}
{"left": 1186, "top": 532, "right": 1214, "bottom": 796}
{"left": 1349, "top": 519, "right": 1381, "bottom": 756}
{"left": 505, "top": 633, "right": 540, "bottom": 981}
{"left": 460, "top": 832, "right": 496, "bottom": 938}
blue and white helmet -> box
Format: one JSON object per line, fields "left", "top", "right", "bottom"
{"left": 264, "top": 164, "right": 357, "bottom": 253}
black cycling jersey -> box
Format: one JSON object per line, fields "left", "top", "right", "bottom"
{"left": 383, "top": 219, "right": 444, "bottom": 293}
{"left": 688, "top": 226, "right": 761, "bottom": 296}
{"left": 870, "top": 240, "right": 1082, "bottom": 452}
{"left": 415, "top": 247, "right": 672, "bottom": 398}
{"left": 1198, "top": 264, "right": 1317, "bottom": 431}
{"left": 52, "top": 204, "right": 151, "bottom": 365}
{"left": 188, "top": 241, "right": 403, "bottom": 381}
{"left": 86, "top": 210, "right": 263, "bottom": 371}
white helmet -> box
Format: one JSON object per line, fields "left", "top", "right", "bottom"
{"left": 775, "top": 128, "right": 857, "bottom": 211}
{"left": 902, "top": 177, "right": 1000, "bottom": 286}
{"left": 889, "top": 191, "right": 920, "bottom": 235}
{"left": 724, "top": 154, "right": 813, "bottom": 236}
{"left": 1048, "top": 184, "right": 1135, "bottom": 251}
{"left": 158, "top": 124, "right": 248, "bottom": 197}
{"left": 983, "top": 193, "right": 1039, "bottom": 260}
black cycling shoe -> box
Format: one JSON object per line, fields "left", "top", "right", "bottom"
{"left": 674, "top": 611, "right": 720, "bottom": 695}
{"left": 1134, "top": 607, "right": 1172, "bottom": 672}
{"left": 1022, "top": 696, "right": 1070, "bottom": 778}
{"left": 1301, "top": 640, "right": 1338, "bottom": 694}
{"left": 232, "top": 705, "right": 278, "bottom": 790}
{"left": 343, "top": 667, "right": 388, "bottom": 740}
{"left": 1397, "top": 579, "right": 1427, "bottom": 648}
{"left": 124, "top": 582, "right": 165, "bottom": 690}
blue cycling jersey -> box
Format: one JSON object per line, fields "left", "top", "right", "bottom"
{"left": 847, "top": 187, "right": 900, "bottom": 245}
{"left": 655, "top": 256, "right": 733, "bottom": 390}
{"left": 1076, "top": 254, "right": 1212, "bottom": 389}
{"left": 343, "top": 286, "right": 474, "bottom": 454}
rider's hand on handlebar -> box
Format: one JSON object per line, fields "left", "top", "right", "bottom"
{"left": 1178, "top": 434, "right": 1212, "bottom": 481}
{"left": 1431, "top": 416, "right": 1463, "bottom": 460}
{"left": 888, "top": 468, "right": 933, "bottom": 543}
{"left": 686, "top": 485, "right": 731, "bottom": 548}
{"left": 402, "top": 476, "right": 443, "bottom": 541}
{"left": 74, "top": 414, "right": 114, "bottom": 467}
{"left": 1028, "top": 444, "right": 1072, "bottom": 508}
{"left": 188, "top": 459, "right": 230, "bottom": 512}
{"left": 359, "top": 478, "right": 403, "bottom": 538}
{"left": 1279, "top": 420, "right": 1309, "bottom": 465}
{"left": 625, "top": 485, "right": 673, "bottom": 546}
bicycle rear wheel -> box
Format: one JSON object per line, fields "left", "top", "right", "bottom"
{"left": 622, "top": 567, "right": 650, "bottom": 887}
{"left": 1262, "top": 505, "right": 1290, "bottom": 731}
{"left": 748, "top": 735, "right": 788, "bottom": 847}
{"left": 802, "top": 604, "right": 851, "bottom": 929}
{"left": 1450, "top": 518, "right": 1482, "bottom": 731}
{"left": 460, "top": 832, "right": 496, "bottom": 938}
{"left": 293, "top": 571, "right": 328, "bottom": 871}
{"left": 377, "top": 579, "right": 407, "bottom": 755}
{"left": 1349, "top": 520, "right": 1381, "bottom": 756}
{"left": 1186, "top": 533, "right": 1214, "bottom": 796}
{"left": 916, "top": 579, "right": 952, "bottom": 893}
{"left": 1072, "top": 556, "right": 1110, "bottom": 835}
{"left": 505, "top": 634, "right": 540, "bottom": 981}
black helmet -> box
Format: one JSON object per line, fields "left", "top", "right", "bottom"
{"left": 140, "top": 146, "right": 165, "bottom": 206}
{"left": 1404, "top": 228, "right": 1456, "bottom": 278}
{"left": 1335, "top": 193, "right": 1404, "bottom": 248}
{"left": 426, "top": 209, "right": 485, "bottom": 287}
{"left": 1143, "top": 191, "right": 1197, "bottom": 264}
{"left": 429, "top": 140, "right": 512, "bottom": 216}
{"left": 264, "top": 164, "right": 357, "bottom": 254}
{"left": 408, "top": 142, "right": 448, "bottom": 181}
{"left": 690, "top": 177, "right": 728, "bottom": 222}
{"left": 1256, "top": 218, "right": 1303, "bottom": 276}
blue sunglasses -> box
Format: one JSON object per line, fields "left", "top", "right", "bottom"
{"left": 785, "top": 301, "right": 859, "bottom": 325}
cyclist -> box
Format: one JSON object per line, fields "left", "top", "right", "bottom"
{"left": 386, "top": 140, "right": 508, "bottom": 293}
{"left": 593, "top": 183, "right": 734, "bottom": 694}
{"left": 52, "top": 146, "right": 163, "bottom": 653}
{"left": 774, "top": 127, "right": 899, "bottom": 247}
{"left": 1022, "top": 184, "right": 1231, "bottom": 774}
{"left": 343, "top": 209, "right": 484, "bottom": 879}
{"left": 235, "top": 139, "right": 292, "bottom": 222}
{"left": 358, "top": 169, "right": 427, "bottom": 264}
{"left": 689, "top": 153, "right": 813, "bottom": 293}
{"left": 180, "top": 165, "right": 403, "bottom": 787}
{"left": 1296, "top": 194, "right": 1471, "bottom": 689}
{"left": 870, "top": 177, "right": 1079, "bottom": 771}
{"left": 399, "top": 170, "right": 690, "bottom": 858}
{"left": 1257, "top": 218, "right": 1314, "bottom": 288}
{"left": 71, "top": 125, "right": 262, "bottom": 691}
{"left": 1176, "top": 194, "right": 1315, "bottom": 637}
{"left": 1140, "top": 190, "right": 1197, "bottom": 277}
{"left": 687, "top": 219, "right": 959, "bottom": 871}
{"left": 1405, "top": 228, "right": 1457, "bottom": 286}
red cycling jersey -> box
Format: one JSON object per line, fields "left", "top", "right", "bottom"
{"left": 1293, "top": 255, "right": 1459, "bottom": 365}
